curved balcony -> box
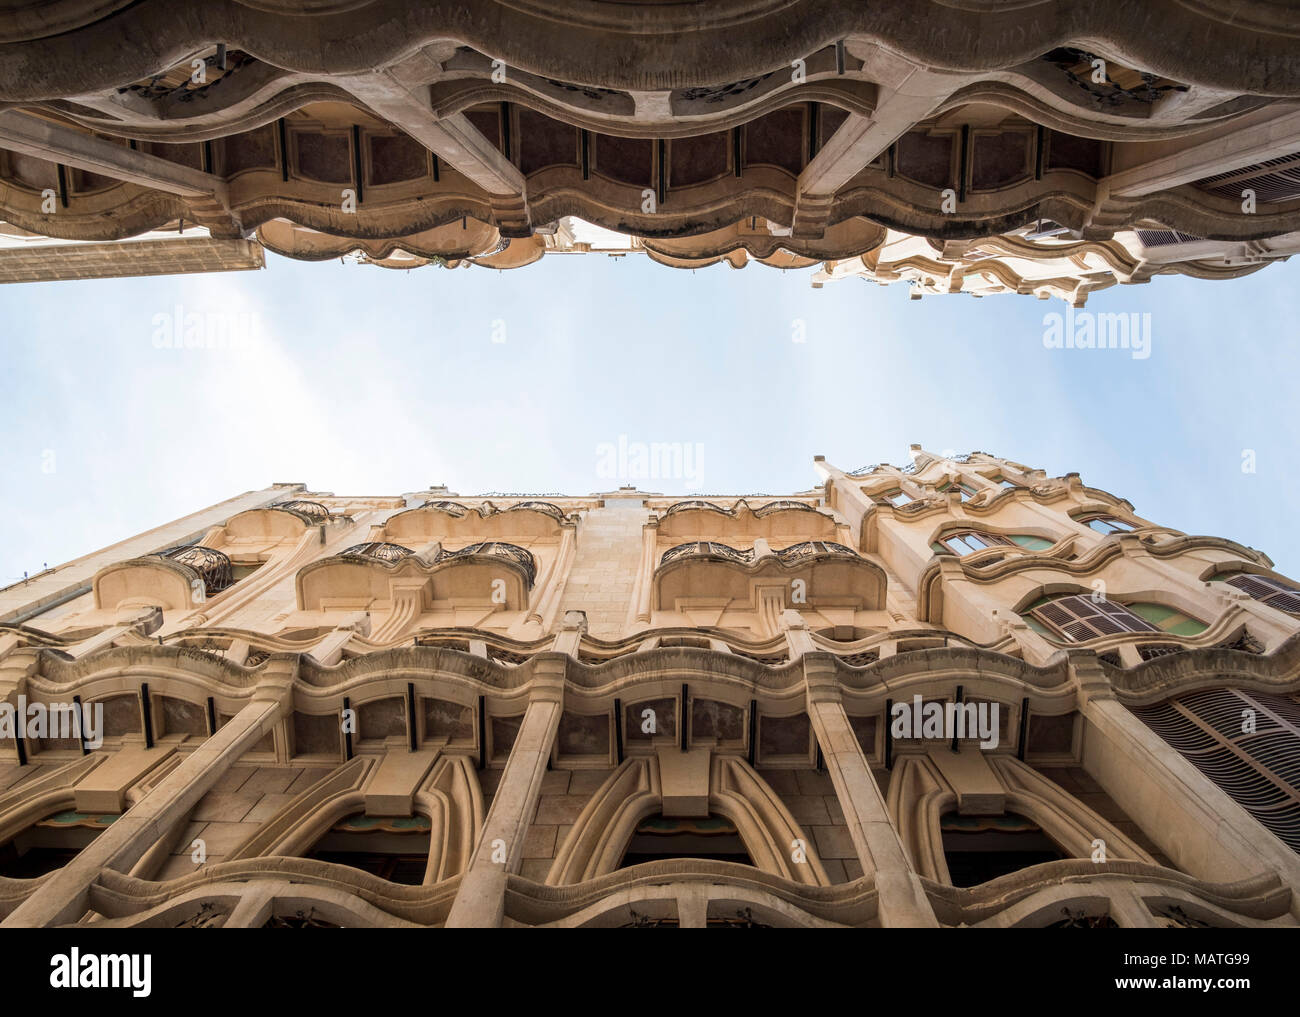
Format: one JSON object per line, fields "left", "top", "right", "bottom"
{"left": 659, "top": 500, "right": 732, "bottom": 519}
{"left": 772, "top": 540, "right": 858, "bottom": 565}
{"left": 435, "top": 542, "right": 537, "bottom": 590}
{"left": 272, "top": 499, "right": 331, "bottom": 523}
{"left": 658, "top": 501, "right": 835, "bottom": 542}
{"left": 660, "top": 541, "right": 755, "bottom": 567}
{"left": 161, "top": 545, "right": 233, "bottom": 596}
{"left": 91, "top": 544, "right": 233, "bottom": 612}
{"left": 654, "top": 540, "right": 887, "bottom": 626}
{"left": 340, "top": 542, "right": 415, "bottom": 563}
{"left": 419, "top": 500, "right": 470, "bottom": 516}
{"left": 386, "top": 502, "right": 568, "bottom": 543}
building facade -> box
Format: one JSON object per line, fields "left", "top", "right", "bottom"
{"left": 1, "top": 448, "right": 1298, "bottom": 928}
{"left": 1, "top": 3, "right": 1299, "bottom": 298}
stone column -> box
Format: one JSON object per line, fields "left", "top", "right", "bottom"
{"left": 804, "top": 660, "right": 939, "bottom": 927}
{"left": 444, "top": 668, "right": 565, "bottom": 927}
{"left": 2, "top": 685, "right": 287, "bottom": 927}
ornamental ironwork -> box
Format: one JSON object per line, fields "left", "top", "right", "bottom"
{"left": 774, "top": 541, "right": 860, "bottom": 565}
{"left": 751, "top": 500, "right": 820, "bottom": 516}
{"left": 119, "top": 49, "right": 256, "bottom": 103}
{"left": 661, "top": 500, "right": 733, "bottom": 518}
{"left": 660, "top": 542, "right": 756, "bottom": 567}
{"left": 160, "top": 545, "right": 233, "bottom": 596}
{"left": 436, "top": 542, "right": 537, "bottom": 588}
{"left": 340, "top": 542, "right": 414, "bottom": 563}
{"left": 273, "top": 499, "right": 331, "bottom": 523}
{"left": 419, "top": 500, "right": 470, "bottom": 516}
{"left": 848, "top": 465, "right": 880, "bottom": 477}
{"left": 1043, "top": 48, "right": 1189, "bottom": 107}
{"left": 543, "top": 78, "right": 623, "bottom": 102}
{"left": 506, "top": 501, "right": 567, "bottom": 521}
{"left": 678, "top": 72, "right": 775, "bottom": 104}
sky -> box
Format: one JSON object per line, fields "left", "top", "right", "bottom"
{"left": 0, "top": 246, "right": 1296, "bottom": 587}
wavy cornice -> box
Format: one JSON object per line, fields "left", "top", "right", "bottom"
{"left": 819, "top": 646, "right": 1070, "bottom": 693}
{"left": 3, "top": 637, "right": 1083, "bottom": 703}
{"left": 90, "top": 858, "right": 461, "bottom": 926}
{"left": 3, "top": 2, "right": 1300, "bottom": 98}
{"left": 922, "top": 860, "right": 1290, "bottom": 926}
{"left": 2, "top": 168, "right": 1295, "bottom": 256}
{"left": 932, "top": 80, "right": 1278, "bottom": 143}
{"left": 504, "top": 858, "right": 876, "bottom": 928}
{"left": 1103, "top": 632, "right": 1300, "bottom": 703}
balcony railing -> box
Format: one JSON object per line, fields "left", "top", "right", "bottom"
{"left": 773, "top": 541, "right": 860, "bottom": 564}
{"left": 660, "top": 542, "right": 756, "bottom": 567}
{"left": 436, "top": 542, "right": 537, "bottom": 589}
{"left": 660, "top": 541, "right": 859, "bottom": 568}
{"left": 340, "top": 542, "right": 414, "bottom": 563}
{"left": 157, "top": 545, "right": 233, "bottom": 596}
{"left": 273, "top": 499, "right": 331, "bottom": 522}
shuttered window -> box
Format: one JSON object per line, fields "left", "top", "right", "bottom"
{"left": 1130, "top": 688, "right": 1300, "bottom": 854}
{"left": 1219, "top": 573, "right": 1300, "bottom": 615}
{"left": 1027, "top": 594, "right": 1158, "bottom": 641}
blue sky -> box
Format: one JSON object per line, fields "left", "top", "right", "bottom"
{"left": 1, "top": 247, "right": 1295, "bottom": 586}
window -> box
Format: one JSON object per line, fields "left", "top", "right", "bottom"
{"left": 938, "top": 481, "right": 978, "bottom": 500}
{"left": 1025, "top": 595, "right": 1158, "bottom": 641}
{"left": 933, "top": 531, "right": 1052, "bottom": 555}
{"left": 305, "top": 813, "right": 431, "bottom": 885}
{"left": 1130, "top": 688, "right": 1300, "bottom": 854}
{"left": 941, "top": 813, "right": 1067, "bottom": 887}
{"left": 619, "top": 815, "right": 753, "bottom": 868}
{"left": 1024, "top": 595, "right": 1206, "bottom": 642}
{"left": 876, "top": 488, "right": 910, "bottom": 506}
{"left": 932, "top": 530, "right": 1012, "bottom": 555}
{"left": 990, "top": 475, "right": 1021, "bottom": 490}
{"left": 1216, "top": 573, "right": 1300, "bottom": 614}
{"left": 1128, "top": 601, "right": 1208, "bottom": 636}
{"left": 1008, "top": 534, "right": 1054, "bottom": 551}
{"left": 0, "top": 811, "right": 114, "bottom": 879}
{"left": 1076, "top": 513, "right": 1135, "bottom": 535}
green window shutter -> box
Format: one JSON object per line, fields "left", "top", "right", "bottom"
{"left": 1009, "top": 534, "right": 1053, "bottom": 551}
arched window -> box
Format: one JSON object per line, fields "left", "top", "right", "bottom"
{"left": 1129, "top": 688, "right": 1300, "bottom": 854}
{"left": 1075, "top": 513, "right": 1135, "bottom": 535}
{"left": 304, "top": 813, "right": 432, "bottom": 884}
{"left": 941, "top": 812, "right": 1067, "bottom": 887}
{"left": 1215, "top": 573, "right": 1300, "bottom": 614}
{"left": 1023, "top": 594, "right": 1206, "bottom": 642}
{"left": 933, "top": 531, "right": 1053, "bottom": 555}
{"left": 0, "top": 810, "right": 114, "bottom": 879}
{"left": 618, "top": 815, "right": 754, "bottom": 869}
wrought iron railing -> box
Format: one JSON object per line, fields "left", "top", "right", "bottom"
{"left": 773, "top": 541, "right": 860, "bottom": 565}
{"left": 160, "top": 545, "right": 233, "bottom": 596}
{"left": 660, "top": 542, "right": 756, "bottom": 567}
{"left": 506, "top": 501, "right": 567, "bottom": 521}
{"left": 660, "top": 500, "right": 732, "bottom": 518}
{"left": 340, "top": 542, "right": 415, "bottom": 563}
{"left": 436, "top": 542, "right": 537, "bottom": 588}
{"left": 273, "top": 500, "right": 331, "bottom": 523}
{"left": 419, "top": 500, "right": 469, "bottom": 516}
{"left": 751, "top": 500, "right": 820, "bottom": 516}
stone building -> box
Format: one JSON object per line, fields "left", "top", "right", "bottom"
{"left": 0, "top": 3, "right": 1299, "bottom": 298}
{"left": 1, "top": 447, "right": 1298, "bottom": 928}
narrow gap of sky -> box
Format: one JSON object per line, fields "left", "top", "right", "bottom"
{"left": 0, "top": 250, "right": 1294, "bottom": 583}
